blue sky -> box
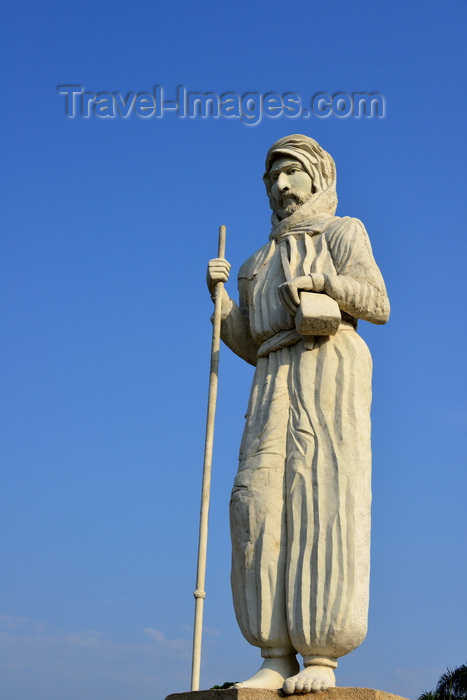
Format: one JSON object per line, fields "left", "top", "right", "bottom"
{"left": 1, "top": 1, "right": 466, "bottom": 699}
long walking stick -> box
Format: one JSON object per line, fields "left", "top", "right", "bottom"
{"left": 191, "top": 225, "right": 227, "bottom": 692}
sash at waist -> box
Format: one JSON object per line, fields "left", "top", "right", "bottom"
{"left": 256, "top": 319, "right": 356, "bottom": 359}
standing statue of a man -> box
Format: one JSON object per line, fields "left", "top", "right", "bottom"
{"left": 207, "top": 135, "right": 389, "bottom": 695}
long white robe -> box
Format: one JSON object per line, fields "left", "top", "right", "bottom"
{"left": 219, "top": 214, "right": 389, "bottom": 661}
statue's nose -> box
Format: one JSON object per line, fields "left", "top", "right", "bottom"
{"left": 277, "top": 172, "right": 290, "bottom": 191}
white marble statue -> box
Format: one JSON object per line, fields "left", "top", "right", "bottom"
{"left": 206, "top": 135, "right": 390, "bottom": 695}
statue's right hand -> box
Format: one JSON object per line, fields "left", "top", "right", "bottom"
{"left": 207, "top": 258, "right": 231, "bottom": 296}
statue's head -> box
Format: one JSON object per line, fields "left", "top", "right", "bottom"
{"left": 263, "top": 135, "right": 336, "bottom": 221}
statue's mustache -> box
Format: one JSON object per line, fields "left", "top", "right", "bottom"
{"left": 279, "top": 189, "right": 309, "bottom": 207}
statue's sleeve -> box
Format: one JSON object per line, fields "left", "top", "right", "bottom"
{"left": 217, "top": 280, "right": 259, "bottom": 367}
{"left": 317, "top": 218, "right": 390, "bottom": 325}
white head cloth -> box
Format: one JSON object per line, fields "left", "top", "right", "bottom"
{"left": 263, "top": 134, "right": 338, "bottom": 240}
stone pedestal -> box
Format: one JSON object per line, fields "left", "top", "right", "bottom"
{"left": 165, "top": 688, "right": 410, "bottom": 700}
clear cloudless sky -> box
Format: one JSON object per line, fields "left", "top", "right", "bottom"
{"left": 1, "top": 2, "right": 466, "bottom": 699}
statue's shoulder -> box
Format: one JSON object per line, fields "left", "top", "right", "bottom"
{"left": 323, "top": 215, "right": 366, "bottom": 237}
{"left": 322, "top": 216, "right": 374, "bottom": 266}
{"left": 238, "top": 240, "right": 273, "bottom": 281}
{"left": 322, "top": 215, "right": 369, "bottom": 247}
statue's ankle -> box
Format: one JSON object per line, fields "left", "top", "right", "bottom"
{"left": 302, "top": 655, "right": 338, "bottom": 669}
{"left": 261, "top": 646, "right": 296, "bottom": 659}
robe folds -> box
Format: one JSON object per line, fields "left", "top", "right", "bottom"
{"left": 219, "top": 214, "right": 390, "bottom": 661}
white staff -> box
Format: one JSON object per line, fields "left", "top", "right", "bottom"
{"left": 191, "top": 225, "right": 227, "bottom": 692}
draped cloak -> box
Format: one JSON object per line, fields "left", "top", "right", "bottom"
{"left": 219, "top": 203, "right": 389, "bottom": 660}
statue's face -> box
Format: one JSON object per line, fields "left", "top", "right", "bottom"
{"left": 268, "top": 157, "right": 313, "bottom": 220}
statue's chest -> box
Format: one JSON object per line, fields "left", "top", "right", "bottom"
{"left": 255, "top": 234, "right": 338, "bottom": 287}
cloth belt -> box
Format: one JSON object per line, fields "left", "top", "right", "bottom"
{"left": 257, "top": 319, "right": 356, "bottom": 359}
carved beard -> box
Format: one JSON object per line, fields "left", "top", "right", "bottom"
{"left": 275, "top": 190, "right": 313, "bottom": 221}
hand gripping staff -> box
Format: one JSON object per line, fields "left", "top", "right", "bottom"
{"left": 191, "top": 225, "right": 227, "bottom": 691}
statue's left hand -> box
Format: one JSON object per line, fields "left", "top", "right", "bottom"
{"left": 278, "top": 275, "right": 315, "bottom": 315}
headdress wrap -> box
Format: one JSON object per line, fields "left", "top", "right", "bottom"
{"left": 263, "top": 134, "right": 338, "bottom": 239}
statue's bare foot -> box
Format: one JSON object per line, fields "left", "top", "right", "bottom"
{"left": 283, "top": 665, "right": 336, "bottom": 694}
{"left": 234, "top": 654, "right": 299, "bottom": 689}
